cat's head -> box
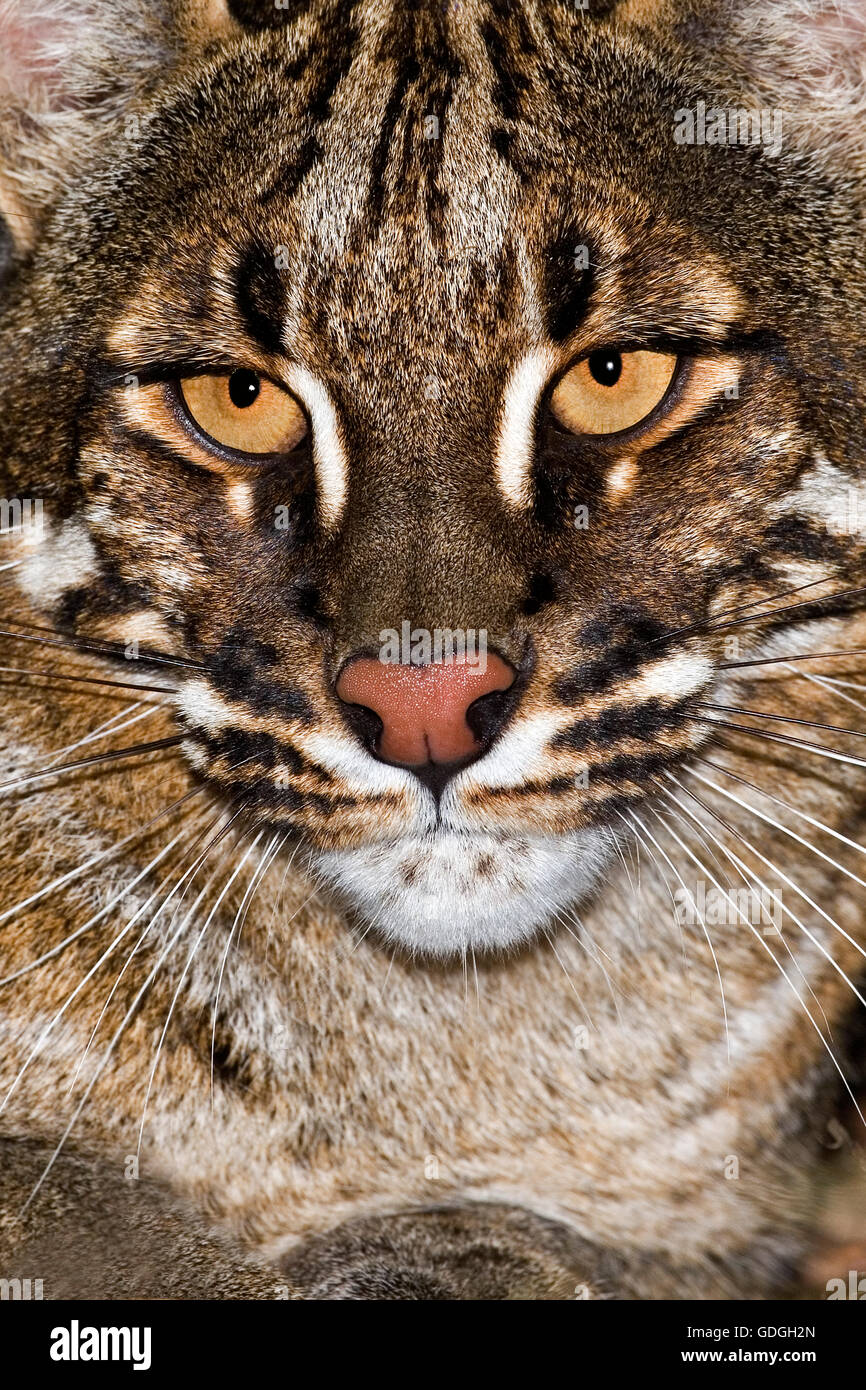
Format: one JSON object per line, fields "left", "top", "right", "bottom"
{"left": 0, "top": 0, "right": 864, "bottom": 956}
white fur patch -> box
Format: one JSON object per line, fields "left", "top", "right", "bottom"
{"left": 312, "top": 824, "right": 611, "bottom": 957}
{"left": 768, "top": 450, "right": 850, "bottom": 532}
{"left": 176, "top": 679, "right": 234, "bottom": 736}
{"left": 623, "top": 651, "right": 713, "bottom": 703}
{"left": 15, "top": 516, "right": 99, "bottom": 610}
{"left": 284, "top": 366, "right": 347, "bottom": 530}
{"left": 453, "top": 708, "right": 571, "bottom": 793}
{"left": 299, "top": 727, "right": 424, "bottom": 798}
{"left": 495, "top": 349, "right": 555, "bottom": 508}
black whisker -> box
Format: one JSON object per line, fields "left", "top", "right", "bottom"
{"left": 0, "top": 733, "right": 185, "bottom": 795}
{"left": 687, "top": 713, "right": 866, "bottom": 767}
{"left": 652, "top": 583, "right": 866, "bottom": 648}
{"left": 720, "top": 648, "right": 866, "bottom": 671}
{"left": 0, "top": 612, "right": 250, "bottom": 661}
{"left": 0, "top": 663, "right": 174, "bottom": 695}
{"left": 696, "top": 701, "right": 866, "bottom": 741}
{"left": 0, "top": 624, "right": 204, "bottom": 672}
{"left": 647, "top": 575, "right": 840, "bottom": 647}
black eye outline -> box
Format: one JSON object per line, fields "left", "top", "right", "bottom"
{"left": 545, "top": 345, "right": 689, "bottom": 445}
{"left": 168, "top": 369, "right": 311, "bottom": 468}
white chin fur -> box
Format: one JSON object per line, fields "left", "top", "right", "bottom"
{"left": 311, "top": 827, "right": 611, "bottom": 958}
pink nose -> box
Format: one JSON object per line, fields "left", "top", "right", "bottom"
{"left": 336, "top": 653, "right": 516, "bottom": 767}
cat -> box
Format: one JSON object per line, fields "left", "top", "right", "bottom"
{"left": 0, "top": 0, "right": 864, "bottom": 1300}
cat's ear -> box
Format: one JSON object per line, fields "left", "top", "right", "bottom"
{"left": 712, "top": 0, "right": 865, "bottom": 160}
{"left": 0, "top": 0, "right": 241, "bottom": 253}
{"left": 618, "top": 0, "right": 866, "bottom": 165}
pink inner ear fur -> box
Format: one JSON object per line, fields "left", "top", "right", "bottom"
{"left": 720, "top": 0, "right": 866, "bottom": 164}
{"left": 798, "top": 0, "right": 866, "bottom": 80}
{"left": 0, "top": 1, "right": 176, "bottom": 117}
{"left": 0, "top": 9, "right": 76, "bottom": 106}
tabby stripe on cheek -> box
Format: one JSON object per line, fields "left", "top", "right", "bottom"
{"left": 495, "top": 348, "right": 555, "bottom": 508}
{"left": 551, "top": 697, "right": 693, "bottom": 753}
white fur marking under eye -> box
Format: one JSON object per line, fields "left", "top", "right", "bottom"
{"left": 606, "top": 457, "right": 637, "bottom": 498}
{"left": 227, "top": 480, "right": 254, "bottom": 522}
{"left": 495, "top": 349, "right": 555, "bottom": 508}
{"left": 285, "top": 366, "right": 347, "bottom": 529}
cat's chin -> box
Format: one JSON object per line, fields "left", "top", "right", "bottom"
{"left": 310, "top": 826, "right": 612, "bottom": 958}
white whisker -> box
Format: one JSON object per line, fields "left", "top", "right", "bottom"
{"left": 628, "top": 809, "right": 730, "bottom": 1061}
{"left": 137, "top": 828, "right": 267, "bottom": 1148}
{"left": 682, "top": 768, "right": 866, "bottom": 960}
{"left": 209, "top": 831, "right": 282, "bottom": 1106}
{"left": 653, "top": 786, "right": 865, "bottom": 1130}
{"left": 0, "top": 817, "right": 210, "bottom": 1115}
{"left": 0, "top": 785, "right": 207, "bottom": 931}
{"left": 0, "top": 819, "right": 202, "bottom": 988}
{"left": 658, "top": 781, "right": 832, "bottom": 1034}
{"left": 65, "top": 811, "right": 237, "bottom": 1093}
{"left": 44, "top": 702, "right": 163, "bottom": 769}
{"left": 18, "top": 823, "right": 239, "bottom": 1213}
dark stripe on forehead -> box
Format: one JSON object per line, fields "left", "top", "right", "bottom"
{"left": 366, "top": 3, "right": 460, "bottom": 228}
{"left": 481, "top": 15, "right": 532, "bottom": 122}
{"left": 259, "top": 133, "right": 324, "bottom": 208}
{"left": 228, "top": 0, "right": 314, "bottom": 28}
{"left": 234, "top": 242, "right": 286, "bottom": 354}
{"left": 544, "top": 234, "right": 594, "bottom": 342}
{"left": 367, "top": 51, "right": 421, "bottom": 226}
{"left": 257, "top": 5, "right": 363, "bottom": 207}
{"left": 304, "top": 4, "right": 364, "bottom": 126}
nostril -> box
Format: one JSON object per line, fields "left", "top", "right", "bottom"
{"left": 466, "top": 685, "right": 518, "bottom": 747}
{"left": 339, "top": 699, "right": 383, "bottom": 756}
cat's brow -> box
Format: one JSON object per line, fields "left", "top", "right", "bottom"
{"left": 233, "top": 242, "right": 288, "bottom": 356}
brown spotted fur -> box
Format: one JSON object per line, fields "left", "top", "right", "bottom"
{"left": 0, "top": 0, "right": 864, "bottom": 1298}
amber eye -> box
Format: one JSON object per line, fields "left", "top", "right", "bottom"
{"left": 178, "top": 369, "right": 307, "bottom": 456}
{"left": 550, "top": 349, "right": 678, "bottom": 436}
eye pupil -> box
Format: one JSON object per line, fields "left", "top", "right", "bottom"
{"left": 588, "top": 351, "right": 622, "bottom": 387}
{"left": 228, "top": 369, "right": 261, "bottom": 409}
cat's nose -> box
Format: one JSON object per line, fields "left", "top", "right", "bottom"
{"left": 336, "top": 652, "right": 517, "bottom": 772}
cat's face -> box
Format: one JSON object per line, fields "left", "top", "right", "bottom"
{"left": 2, "top": 2, "right": 864, "bottom": 955}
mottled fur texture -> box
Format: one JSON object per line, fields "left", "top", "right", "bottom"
{"left": 0, "top": 0, "right": 864, "bottom": 1298}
